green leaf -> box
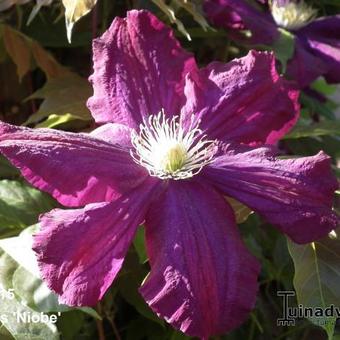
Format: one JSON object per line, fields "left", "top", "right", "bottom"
{"left": 36, "top": 113, "right": 85, "bottom": 128}
{"left": 0, "top": 180, "right": 58, "bottom": 230}
{"left": 30, "top": 40, "right": 70, "bottom": 79}
{"left": 0, "top": 155, "right": 19, "bottom": 179}
{"left": 271, "top": 28, "right": 295, "bottom": 73}
{"left": 284, "top": 121, "right": 340, "bottom": 139}
{"left": 300, "top": 91, "right": 336, "bottom": 120}
{"left": 56, "top": 310, "right": 85, "bottom": 340}
{"left": 78, "top": 307, "right": 101, "bottom": 320}
{"left": 117, "top": 251, "right": 162, "bottom": 325}
{"left": 1, "top": 24, "right": 31, "bottom": 81}
{"left": 23, "top": 10, "right": 92, "bottom": 48}
{"left": 311, "top": 78, "right": 337, "bottom": 96}
{"left": 0, "top": 225, "right": 41, "bottom": 277}
{"left": 12, "top": 266, "right": 70, "bottom": 313}
{"left": 151, "top": 0, "right": 210, "bottom": 41}
{"left": 0, "top": 322, "right": 13, "bottom": 340}
{"left": 61, "top": 0, "right": 98, "bottom": 43}
{"left": 0, "top": 226, "right": 101, "bottom": 319}
{"left": 152, "top": 0, "right": 191, "bottom": 41}
{"left": 173, "top": 0, "right": 210, "bottom": 32}
{"left": 27, "top": 0, "right": 53, "bottom": 26}
{"left": 0, "top": 24, "right": 69, "bottom": 80}
{"left": 25, "top": 73, "right": 92, "bottom": 125}
{"left": 133, "top": 227, "right": 148, "bottom": 264}
{"left": 0, "top": 252, "right": 60, "bottom": 340}
{"left": 0, "top": 226, "right": 68, "bottom": 313}
{"left": 0, "top": 251, "right": 18, "bottom": 290}
{"left": 225, "top": 196, "right": 253, "bottom": 224}
{"left": 0, "top": 294, "right": 60, "bottom": 340}
{"left": 170, "top": 329, "right": 191, "bottom": 340}
{"left": 287, "top": 230, "right": 340, "bottom": 339}
{"left": 284, "top": 135, "right": 340, "bottom": 159}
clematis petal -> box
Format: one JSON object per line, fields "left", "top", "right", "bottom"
{"left": 297, "top": 16, "right": 340, "bottom": 84}
{"left": 286, "top": 39, "right": 328, "bottom": 88}
{"left": 204, "top": 0, "right": 279, "bottom": 45}
{"left": 33, "top": 178, "right": 160, "bottom": 306}
{"left": 181, "top": 51, "right": 299, "bottom": 145}
{"left": 90, "top": 123, "right": 133, "bottom": 148}
{"left": 203, "top": 0, "right": 246, "bottom": 30}
{"left": 140, "top": 181, "right": 260, "bottom": 338}
{"left": 0, "top": 122, "right": 147, "bottom": 207}
{"left": 87, "top": 10, "right": 197, "bottom": 128}
{"left": 202, "top": 144, "right": 338, "bottom": 244}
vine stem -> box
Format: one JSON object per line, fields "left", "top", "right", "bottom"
{"left": 96, "top": 303, "right": 106, "bottom": 340}
{"left": 107, "top": 315, "right": 122, "bottom": 340}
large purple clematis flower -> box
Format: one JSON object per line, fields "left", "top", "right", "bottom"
{"left": 204, "top": 0, "right": 340, "bottom": 88}
{"left": 0, "top": 10, "right": 338, "bottom": 339}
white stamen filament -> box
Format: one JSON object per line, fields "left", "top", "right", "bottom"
{"left": 130, "top": 110, "right": 217, "bottom": 180}
{"left": 271, "top": 1, "right": 317, "bottom": 30}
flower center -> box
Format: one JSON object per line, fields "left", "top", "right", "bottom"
{"left": 271, "top": 0, "right": 317, "bottom": 30}
{"left": 131, "top": 111, "right": 217, "bottom": 180}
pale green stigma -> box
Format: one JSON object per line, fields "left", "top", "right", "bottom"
{"left": 163, "top": 143, "right": 187, "bottom": 172}
{"left": 131, "top": 110, "right": 217, "bottom": 180}
{"left": 271, "top": 1, "right": 317, "bottom": 30}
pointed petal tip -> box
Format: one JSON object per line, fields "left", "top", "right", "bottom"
{"left": 204, "top": 145, "right": 338, "bottom": 245}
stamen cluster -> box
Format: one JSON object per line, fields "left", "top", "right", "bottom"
{"left": 131, "top": 111, "right": 217, "bottom": 180}
{"left": 271, "top": 1, "right": 317, "bottom": 30}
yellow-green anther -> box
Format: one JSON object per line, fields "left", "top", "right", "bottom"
{"left": 163, "top": 144, "right": 187, "bottom": 172}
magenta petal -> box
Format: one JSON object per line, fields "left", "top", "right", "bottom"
{"left": 203, "top": 144, "right": 338, "bottom": 244}
{"left": 140, "top": 181, "right": 260, "bottom": 338}
{"left": 33, "top": 178, "right": 160, "bottom": 306}
{"left": 286, "top": 39, "right": 329, "bottom": 88}
{"left": 203, "top": 0, "right": 246, "bottom": 30}
{"left": 204, "top": 0, "right": 279, "bottom": 45}
{"left": 297, "top": 16, "right": 340, "bottom": 84}
{"left": 90, "top": 123, "right": 133, "bottom": 147}
{"left": 181, "top": 51, "right": 299, "bottom": 145}
{"left": 0, "top": 122, "right": 147, "bottom": 207}
{"left": 87, "top": 10, "right": 197, "bottom": 128}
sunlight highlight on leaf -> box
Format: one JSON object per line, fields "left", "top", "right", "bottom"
{"left": 62, "top": 0, "right": 98, "bottom": 43}
{"left": 27, "top": 0, "right": 53, "bottom": 25}
{"left": 2, "top": 25, "right": 31, "bottom": 81}
{"left": 0, "top": 24, "right": 69, "bottom": 80}
{"left": 271, "top": 28, "right": 295, "bottom": 73}
{"left": 225, "top": 196, "right": 253, "bottom": 224}
{"left": 284, "top": 121, "right": 340, "bottom": 139}
{"left": 288, "top": 233, "right": 340, "bottom": 339}
{"left": 0, "top": 180, "right": 57, "bottom": 231}
{"left": 25, "top": 73, "right": 93, "bottom": 125}
{"left": 151, "top": 0, "right": 210, "bottom": 40}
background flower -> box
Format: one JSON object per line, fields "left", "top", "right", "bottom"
{"left": 204, "top": 0, "right": 340, "bottom": 88}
